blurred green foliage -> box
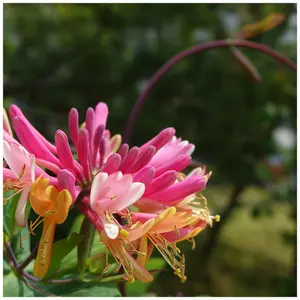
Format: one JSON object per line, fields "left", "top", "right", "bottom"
{"left": 3, "top": 3, "right": 296, "bottom": 297}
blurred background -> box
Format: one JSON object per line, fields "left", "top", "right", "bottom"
{"left": 3, "top": 3, "right": 297, "bottom": 297}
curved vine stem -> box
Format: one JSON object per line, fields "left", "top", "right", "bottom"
{"left": 123, "top": 39, "right": 296, "bottom": 143}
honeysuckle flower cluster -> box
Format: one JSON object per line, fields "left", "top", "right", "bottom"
{"left": 3, "top": 102, "right": 219, "bottom": 283}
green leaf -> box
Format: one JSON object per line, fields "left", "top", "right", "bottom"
{"left": 77, "top": 217, "right": 95, "bottom": 278}
{"left": 86, "top": 252, "right": 106, "bottom": 274}
{"left": 47, "top": 229, "right": 100, "bottom": 280}
{"left": 43, "top": 232, "right": 82, "bottom": 280}
{"left": 44, "top": 281, "right": 121, "bottom": 297}
{"left": 3, "top": 191, "right": 22, "bottom": 237}
{"left": 90, "top": 233, "right": 106, "bottom": 256}
{"left": 3, "top": 272, "right": 35, "bottom": 297}
{"left": 126, "top": 257, "right": 166, "bottom": 296}
{"left": 69, "top": 214, "right": 84, "bottom": 235}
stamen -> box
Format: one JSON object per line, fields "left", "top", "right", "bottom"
{"left": 174, "top": 226, "right": 180, "bottom": 237}
{"left": 104, "top": 211, "right": 115, "bottom": 223}
{"left": 120, "top": 229, "right": 129, "bottom": 238}
{"left": 102, "top": 249, "right": 111, "bottom": 274}
{"left": 148, "top": 232, "right": 184, "bottom": 280}
{"left": 114, "top": 263, "right": 122, "bottom": 273}
{"left": 212, "top": 215, "right": 220, "bottom": 222}
{"left": 19, "top": 234, "right": 23, "bottom": 249}
{"left": 127, "top": 275, "right": 135, "bottom": 283}
{"left": 21, "top": 211, "right": 55, "bottom": 242}
{"left": 39, "top": 226, "right": 52, "bottom": 266}
{"left": 187, "top": 238, "right": 196, "bottom": 250}
{"left": 18, "top": 164, "right": 26, "bottom": 180}
{"left": 121, "top": 209, "right": 133, "bottom": 226}
{"left": 177, "top": 172, "right": 186, "bottom": 181}
{"left": 123, "top": 237, "right": 146, "bottom": 257}
{"left": 3, "top": 189, "right": 23, "bottom": 204}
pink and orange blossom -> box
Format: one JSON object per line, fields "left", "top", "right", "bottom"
{"left": 3, "top": 101, "right": 218, "bottom": 282}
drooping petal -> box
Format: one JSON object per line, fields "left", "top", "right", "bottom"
{"left": 30, "top": 176, "right": 52, "bottom": 216}
{"left": 108, "top": 181, "right": 145, "bottom": 213}
{"left": 3, "top": 168, "right": 16, "bottom": 181}
{"left": 90, "top": 172, "right": 109, "bottom": 210}
{"left": 15, "top": 186, "right": 31, "bottom": 227}
{"left": 54, "top": 189, "right": 72, "bottom": 224}
{"left": 3, "top": 140, "right": 32, "bottom": 180}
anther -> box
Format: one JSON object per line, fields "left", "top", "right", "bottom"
{"left": 102, "top": 263, "right": 111, "bottom": 274}
{"left": 120, "top": 229, "right": 129, "bottom": 238}
{"left": 174, "top": 268, "right": 181, "bottom": 275}
{"left": 174, "top": 226, "right": 180, "bottom": 237}
{"left": 213, "top": 215, "right": 220, "bottom": 222}
{"left": 127, "top": 275, "right": 135, "bottom": 283}
{"left": 18, "top": 164, "right": 26, "bottom": 180}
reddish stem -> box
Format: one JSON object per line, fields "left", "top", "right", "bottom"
{"left": 123, "top": 39, "right": 296, "bottom": 143}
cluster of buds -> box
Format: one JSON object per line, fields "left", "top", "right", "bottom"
{"left": 3, "top": 102, "right": 219, "bottom": 283}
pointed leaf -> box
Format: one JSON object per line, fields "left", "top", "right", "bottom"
{"left": 43, "top": 232, "right": 82, "bottom": 280}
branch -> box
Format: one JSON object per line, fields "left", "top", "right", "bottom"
{"left": 4, "top": 242, "right": 18, "bottom": 268}
{"left": 18, "top": 244, "right": 39, "bottom": 271}
{"left": 123, "top": 39, "right": 296, "bottom": 143}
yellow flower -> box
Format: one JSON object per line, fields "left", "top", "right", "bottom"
{"left": 29, "top": 175, "right": 72, "bottom": 278}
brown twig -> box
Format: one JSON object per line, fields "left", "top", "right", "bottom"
{"left": 123, "top": 39, "right": 296, "bottom": 143}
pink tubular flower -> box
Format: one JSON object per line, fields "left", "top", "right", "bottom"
{"left": 3, "top": 140, "right": 35, "bottom": 226}
{"left": 89, "top": 171, "right": 145, "bottom": 239}
{"left": 3, "top": 139, "right": 60, "bottom": 226}
{"left": 7, "top": 102, "right": 121, "bottom": 190}
{"left": 4, "top": 100, "right": 218, "bottom": 283}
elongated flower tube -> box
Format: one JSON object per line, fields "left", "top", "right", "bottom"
{"left": 12, "top": 116, "right": 61, "bottom": 167}
{"left": 9, "top": 104, "right": 57, "bottom": 154}
{"left": 29, "top": 175, "right": 72, "bottom": 278}
{"left": 6, "top": 103, "right": 122, "bottom": 191}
